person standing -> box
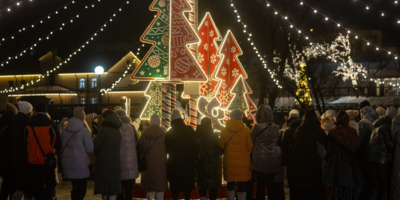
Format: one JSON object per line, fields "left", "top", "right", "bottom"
{"left": 366, "top": 107, "right": 396, "bottom": 199}
{"left": 391, "top": 110, "right": 400, "bottom": 199}
{"left": 288, "top": 110, "right": 326, "bottom": 199}
{"left": 11, "top": 101, "right": 34, "bottom": 199}
{"left": 61, "top": 107, "right": 94, "bottom": 200}
{"left": 195, "top": 117, "right": 223, "bottom": 200}
{"left": 0, "top": 103, "right": 18, "bottom": 199}
{"left": 251, "top": 105, "right": 281, "bottom": 200}
{"left": 58, "top": 118, "right": 69, "bottom": 137}
{"left": 219, "top": 109, "right": 253, "bottom": 200}
{"left": 140, "top": 114, "right": 168, "bottom": 200}
{"left": 165, "top": 110, "right": 196, "bottom": 200}
{"left": 94, "top": 110, "right": 123, "bottom": 200}
{"left": 24, "top": 103, "right": 60, "bottom": 200}
{"left": 115, "top": 110, "right": 139, "bottom": 200}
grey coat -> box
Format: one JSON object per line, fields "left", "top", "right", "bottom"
{"left": 391, "top": 115, "right": 400, "bottom": 199}
{"left": 120, "top": 122, "right": 139, "bottom": 180}
{"left": 94, "top": 113, "right": 123, "bottom": 195}
{"left": 61, "top": 117, "right": 94, "bottom": 179}
{"left": 251, "top": 105, "right": 281, "bottom": 174}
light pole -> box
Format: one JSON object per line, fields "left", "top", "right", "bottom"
{"left": 95, "top": 66, "right": 104, "bottom": 109}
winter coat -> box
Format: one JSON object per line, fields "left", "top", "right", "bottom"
{"left": 287, "top": 110, "right": 326, "bottom": 191}
{"left": 281, "top": 117, "right": 302, "bottom": 166}
{"left": 368, "top": 116, "right": 393, "bottom": 164}
{"left": 165, "top": 119, "right": 196, "bottom": 191}
{"left": 218, "top": 118, "right": 253, "bottom": 182}
{"left": 11, "top": 112, "right": 31, "bottom": 191}
{"left": 349, "top": 120, "right": 358, "bottom": 131}
{"left": 391, "top": 115, "right": 400, "bottom": 199}
{"left": 0, "top": 111, "right": 16, "bottom": 176}
{"left": 61, "top": 117, "right": 94, "bottom": 179}
{"left": 94, "top": 113, "right": 123, "bottom": 195}
{"left": 140, "top": 125, "right": 168, "bottom": 192}
{"left": 120, "top": 122, "right": 139, "bottom": 180}
{"left": 195, "top": 124, "right": 223, "bottom": 189}
{"left": 251, "top": 105, "right": 281, "bottom": 174}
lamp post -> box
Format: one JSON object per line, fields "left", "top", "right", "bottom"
{"left": 95, "top": 66, "right": 104, "bottom": 109}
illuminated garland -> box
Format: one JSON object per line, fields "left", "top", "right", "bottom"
{"left": 350, "top": 0, "right": 400, "bottom": 24}
{"left": 0, "top": 1, "right": 130, "bottom": 94}
{"left": 0, "top": 0, "right": 103, "bottom": 67}
{"left": 0, "top": 0, "right": 47, "bottom": 13}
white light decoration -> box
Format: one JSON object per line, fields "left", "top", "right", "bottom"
{"left": 95, "top": 66, "right": 104, "bottom": 75}
{"left": 0, "top": 0, "right": 102, "bottom": 67}
{"left": 1, "top": 1, "right": 130, "bottom": 94}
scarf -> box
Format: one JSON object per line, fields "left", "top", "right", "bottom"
{"left": 331, "top": 111, "right": 359, "bottom": 154}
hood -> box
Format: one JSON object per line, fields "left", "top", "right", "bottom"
{"left": 65, "top": 117, "right": 85, "bottom": 133}
{"left": 143, "top": 125, "right": 165, "bottom": 140}
{"left": 301, "top": 110, "right": 320, "bottom": 128}
{"left": 255, "top": 104, "right": 273, "bottom": 124}
{"left": 373, "top": 115, "right": 392, "bottom": 128}
{"left": 103, "top": 113, "right": 123, "bottom": 128}
{"left": 288, "top": 117, "right": 302, "bottom": 128}
{"left": 336, "top": 111, "right": 350, "bottom": 127}
{"left": 58, "top": 117, "right": 69, "bottom": 128}
{"left": 362, "top": 106, "right": 379, "bottom": 123}
{"left": 226, "top": 118, "right": 245, "bottom": 132}
{"left": 386, "top": 107, "right": 397, "bottom": 119}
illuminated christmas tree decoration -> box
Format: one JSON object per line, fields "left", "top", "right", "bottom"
{"left": 295, "top": 62, "right": 312, "bottom": 106}
{"left": 140, "top": 81, "right": 163, "bottom": 119}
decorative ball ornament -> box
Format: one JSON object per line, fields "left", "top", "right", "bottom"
{"left": 175, "top": 57, "right": 191, "bottom": 74}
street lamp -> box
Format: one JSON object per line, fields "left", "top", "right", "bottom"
{"left": 95, "top": 66, "right": 104, "bottom": 109}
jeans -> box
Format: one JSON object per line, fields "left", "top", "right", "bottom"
{"left": 30, "top": 165, "right": 57, "bottom": 200}
{"left": 199, "top": 189, "right": 218, "bottom": 200}
{"left": 227, "top": 182, "right": 247, "bottom": 192}
{"left": 117, "top": 179, "right": 135, "bottom": 200}
{"left": 171, "top": 190, "right": 191, "bottom": 200}
{"left": 254, "top": 171, "right": 275, "bottom": 200}
{"left": 70, "top": 178, "right": 87, "bottom": 200}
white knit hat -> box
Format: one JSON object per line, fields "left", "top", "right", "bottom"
{"left": 150, "top": 114, "right": 161, "bottom": 126}
{"left": 17, "top": 101, "right": 33, "bottom": 114}
{"left": 171, "top": 109, "right": 182, "bottom": 121}
{"left": 230, "top": 109, "right": 243, "bottom": 120}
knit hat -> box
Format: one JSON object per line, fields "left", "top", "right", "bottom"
{"left": 230, "top": 109, "right": 243, "bottom": 120}
{"left": 360, "top": 100, "right": 370, "bottom": 109}
{"left": 5, "top": 103, "right": 18, "bottom": 115}
{"left": 73, "top": 107, "right": 86, "bottom": 121}
{"left": 386, "top": 107, "right": 397, "bottom": 119}
{"left": 171, "top": 109, "right": 182, "bottom": 121}
{"left": 115, "top": 109, "right": 127, "bottom": 117}
{"left": 102, "top": 109, "right": 115, "bottom": 119}
{"left": 346, "top": 110, "right": 359, "bottom": 121}
{"left": 150, "top": 114, "right": 161, "bottom": 126}
{"left": 376, "top": 106, "right": 386, "bottom": 117}
{"left": 34, "top": 102, "right": 47, "bottom": 113}
{"left": 17, "top": 101, "right": 33, "bottom": 114}
{"left": 289, "top": 109, "right": 299, "bottom": 119}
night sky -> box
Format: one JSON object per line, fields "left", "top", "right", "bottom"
{"left": 0, "top": 0, "right": 398, "bottom": 74}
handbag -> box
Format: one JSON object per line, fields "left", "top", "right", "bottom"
{"left": 31, "top": 126, "right": 57, "bottom": 169}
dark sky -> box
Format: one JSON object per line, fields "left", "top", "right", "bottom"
{"left": 0, "top": 0, "right": 398, "bottom": 74}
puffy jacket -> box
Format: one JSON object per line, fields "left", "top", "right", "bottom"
{"left": 24, "top": 113, "right": 60, "bottom": 165}
{"left": 391, "top": 115, "right": 400, "bottom": 199}
{"left": 368, "top": 116, "right": 394, "bottom": 164}
{"left": 120, "top": 117, "right": 139, "bottom": 180}
{"left": 61, "top": 117, "right": 94, "bottom": 179}
{"left": 218, "top": 118, "right": 253, "bottom": 182}
{"left": 140, "top": 125, "right": 168, "bottom": 192}
{"left": 251, "top": 105, "right": 281, "bottom": 174}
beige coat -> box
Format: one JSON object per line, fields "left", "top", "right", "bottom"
{"left": 140, "top": 125, "right": 168, "bottom": 192}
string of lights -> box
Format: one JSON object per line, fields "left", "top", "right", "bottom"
{"left": 0, "top": 0, "right": 41, "bottom": 14}
{"left": 228, "top": 0, "right": 282, "bottom": 88}
{"left": 0, "top": 0, "right": 90, "bottom": 46}
{"left": 0, "top": 0, "right": 102, "bottom": 67}
{"left": 350, "top": 0, "right": 400, "bottom": 24}
{"left": 0, "top": 1, "right": 130, "bottom": 94}
{"left": 298, "top": 1, "right": 398, "bottom": 60}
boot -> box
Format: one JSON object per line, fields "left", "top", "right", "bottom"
{"left": 227, "top": 190, "right": 236, "bottom": 200}
{"left": 238, "top": 192, "right": 246, "bottom": 200}
{"left": 155, "top": 192, "right": 164, "bottom": 200}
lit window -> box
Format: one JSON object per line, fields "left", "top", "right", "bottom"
{"left": 91, "top": 97, "right": 97, "bottom": 104}
{"left": 80, "top": 97, "right": 85, "bottom": 105}
{"left": 79, "top": 78, "right": 85, "bottom": 89}
{"left": 91, "top": 78, "right": 98, "bottom": 89}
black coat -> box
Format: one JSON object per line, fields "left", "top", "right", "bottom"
{"left": 165, "top": 119, "right": 196, "bottom": 191}
{"left": 194, "top": 124, "right": 223, "bottom": 189}
{"left": 0, "top": 111, "right": 16, "bottom": 176}
{"left": 281, "top": 117, "right": 302, "bottom": 166}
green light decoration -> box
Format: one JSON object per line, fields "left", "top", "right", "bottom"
{"left": 295, "top": 62, "right": 312, "bottom": 106}
{"left": 140, "top": 81, "right": 163, "bottom": 119}
{"left": 227, "top": 76, "right": 248, "bottom": 112}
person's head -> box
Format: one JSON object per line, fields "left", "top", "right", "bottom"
{"left": 230, "top": 109, "right": 243, "bottom": 120}
{"left": 150, "top": 114, "right": 161, "bottom": 127}
{"left": 321, "top": 117, "right": 335, "bottom": 131}
{"left": 361, "top": 106, "right": 379, "bottom": 122}
{"left": 93, "top": 116, "right": 99, "bottom": 123}
{"left": 101, "top": 108, "right": 108, "bottom": 114}
{"left": 114, "top": 106, "right": 123, "bottom": 111}
{"left": 86, "top": 113, "right": 93, "bottom": 120}
{"left": 5, "top": 103, "right": 18, "bottom": 115}
{"left": 288, "top": 109, "right": 300, "bottom": 119}
{"left": 376, "top": 106, "right": 386, "bottom": 117}
{"left": 284, "top": 115, "right": 288, "bottom": 121}
{"left": 115, "top": 109, "right": 127, "bottom": 117}
{"left": 360, "top": 100, "right": 370, "bottom": 110}
{"left": 171, "top": 109, "right": 182, "bottom": 121}
{"left": 200, "top": 117, "right": 213, "bottom": 129}
{"left": 73, "top": 107, "right": 86, "bottom": 121}
{"left": 336, "top": 111, "right": 350, "bottom": 127}
{"left": 17, "top": 101, "right": 33, "bottom": 117}
{"left": 386, "top": 107, "right": 397, "bottom": 119}
{"left": 255, "top": 104, "right": 273, "bottom": 124}
{"left": 34, "top": 102, "right": 47, "bottom": 114}
{"left": 346, "top": 110, "right": 359, "bottom": 121}
{"left": 63, "top": 119, "right": 69, "bottom": 127}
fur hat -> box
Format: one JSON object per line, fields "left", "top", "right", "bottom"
{"left": 34, "top": 102, "right": 47, "bottom": 113}
{"left": 171, "top": 109, "right": 182, "bottom": 121}
{"left": 376, "top": 106, "right": 386, "bottom": 117}
{"left": 73, "top": 107, "right": 86, "bottom": 121}
{"left": 17, "top": 101, "right": 33, "bottom": 114}
{"left": 150, "top": 114, "right": 161, "bottom": 126}
{"left": 230, "top": 109, "right": 243, "bottom": 120}
{"left": 346, "top": 110, "right": 359, "bottom": 121}
{"left": 289, "top": 109, "right": 299, "bottom": 119}
{"left": 5, "top": 103, "right": 18, "bottom": 115}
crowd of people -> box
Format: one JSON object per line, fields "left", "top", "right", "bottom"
{"left": 0, "top": 100, "right": 400, "bottom": 200}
